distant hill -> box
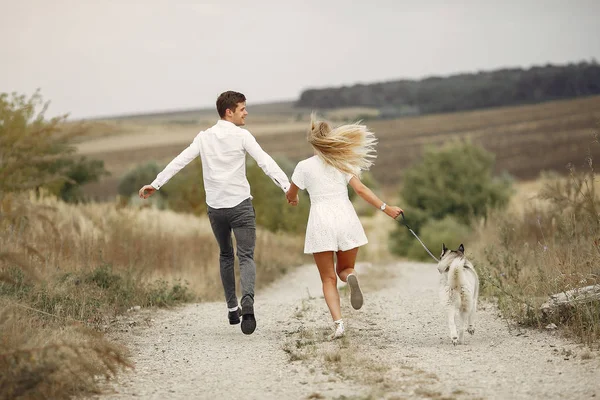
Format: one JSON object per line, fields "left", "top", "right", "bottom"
{"left": 296, "top": 61, "right": 600, "bottom": 117}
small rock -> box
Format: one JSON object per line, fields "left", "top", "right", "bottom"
{"left": 133, "top": 305, "right": 141, "bottom": 311}
{"left": 545, "top": 323, "right": 558, "bottom": 330}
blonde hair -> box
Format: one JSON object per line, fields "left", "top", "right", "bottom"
{"left": 307, "top": 113, "right": 377, "bottom": 176}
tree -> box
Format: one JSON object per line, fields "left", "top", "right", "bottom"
{"left": 0, "top": 91, "right": 108, "bottom": 201}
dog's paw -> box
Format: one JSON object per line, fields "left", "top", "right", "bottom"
{"left": 467, "top": 326, "right": 475, "bottom": 335}
{"left": 452, "top": 337, "right": 458, "bottom": 346}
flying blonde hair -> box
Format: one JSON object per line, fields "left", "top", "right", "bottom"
{"left": 307, "top": 113, "right": 377, "bottom": 177}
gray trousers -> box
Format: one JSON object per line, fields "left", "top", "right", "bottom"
{"left": 207, "top": 198, "right": 256, "bottom": 309}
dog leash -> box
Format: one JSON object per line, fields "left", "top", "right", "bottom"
{"left": 397, "top": 211, "right": 439, "bottom": 263}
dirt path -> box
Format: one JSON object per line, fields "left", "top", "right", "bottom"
{"left": 98, "top": 262, "right": 600, "bottom": 399}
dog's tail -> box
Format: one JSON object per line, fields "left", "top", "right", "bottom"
{"left": 448, "top": 256, "right": 466, "bottom": 291}
{"left": 448, "top": 256, "right": 476, "bottom": 311}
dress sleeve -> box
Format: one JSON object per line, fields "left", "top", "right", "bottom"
{"left": 291, "top": 162, "right": 306, "bottom": 190}
{"left": 344, "top": 172, "right": 354, "bottom": 184}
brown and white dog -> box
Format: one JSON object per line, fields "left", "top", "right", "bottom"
{"left": 437, "top": 243, "right": 479, "bottom": 345}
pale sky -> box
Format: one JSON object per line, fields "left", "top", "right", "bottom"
{"left": 1, "top": 0, "right": 599, "bottom": 119}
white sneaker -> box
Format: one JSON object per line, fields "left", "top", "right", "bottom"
{"left": 347, "top": 274, "right": 363, "bottom": 310}
{"left": 332, "top": 320, "right": 345, "bottom": 339}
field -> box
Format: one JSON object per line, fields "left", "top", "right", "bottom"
{"left": 4, "top": 94, "right": 600, "bottom": 398}
{"left": 77, "top": 96, "right": 600, "bottom": 200}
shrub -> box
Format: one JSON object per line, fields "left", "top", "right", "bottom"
{"left": 389, "top": 140, "right": 513, "bottom": 258}
{"left": 117, "top": 161, "right": 164, "bottom": 199}
{"left": 401, "top": 140, "right": 513, "bottom": 221}
{"left": 388, "top": 207, "right": 431, "bottom": 257}
{"left": 50, "top": 157, "right": 110, "bottom": 203}
{"left": 165, "top": 158, "right": 207, "bottom": 215}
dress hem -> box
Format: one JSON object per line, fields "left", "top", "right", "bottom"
{"left": 303, "top": 240, "right": 368, "bottom": 254}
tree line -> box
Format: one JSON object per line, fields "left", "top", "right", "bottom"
{"left": 296, "top": 60, "right": 600, "bottom": 116}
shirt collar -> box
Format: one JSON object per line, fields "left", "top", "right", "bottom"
{"left": 217, "top": 119, "right": 238, "bottom": 128}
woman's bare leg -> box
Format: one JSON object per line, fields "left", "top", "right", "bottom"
{"left": 336, "top": 247, "right": 359, "bottom": 282}
{"left": 313, "top": 251, "right": 342, "bottom": 321}
{"left": 336, "top": 247, "right": 363, "bottom": 310}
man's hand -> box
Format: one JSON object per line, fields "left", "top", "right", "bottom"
{"left": 139, "top": 184, "right": 156, "bottom": 199}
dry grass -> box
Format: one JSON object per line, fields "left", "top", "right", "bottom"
{"left": 0, "top": 192, "right": 304, "bottom": 398}
{"left": 0, "top": 303, "right": 132, "bottom": 400}
{"left": 471, "top": 162, "right": 600, "bottom": 345}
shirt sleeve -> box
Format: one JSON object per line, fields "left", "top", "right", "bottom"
{"left": 291, "top": 162, "right": 305, "bottom": 190}
{"left": 344, "top": 172, "right": 354, "bottom": 184}
{"left": 242, "top": 130, "right": 291, "bottom": 192}
{"left": 151, "top": 133, "right": 201, "bottom": 190}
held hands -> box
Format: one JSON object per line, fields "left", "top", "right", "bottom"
{"left": 384, "top": 205, "right": 403, "bottom": 219}
{"left": 138, "top": 185, "right": 156, "bottom": 199}
{"left": 285, "top": 189, "right": 298, "bottom": 206}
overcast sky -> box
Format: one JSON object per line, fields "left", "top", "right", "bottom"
{"left": 1, "top": 0, "right": 599, "bottom": 119}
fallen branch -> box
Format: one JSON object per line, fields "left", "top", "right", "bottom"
{"left": 540, "top": 285, "right": 600, "bottom": 316}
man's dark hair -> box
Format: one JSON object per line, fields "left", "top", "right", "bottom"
{"left": 216, "top": 91, "right": 246, "bottom": 118}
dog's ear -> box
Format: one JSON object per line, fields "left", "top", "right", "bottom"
{"left": 442, "top": 243, "right": 448, "bottom": 255}
{"left": 458, "top": 243, "right": 465, "bottom": 253}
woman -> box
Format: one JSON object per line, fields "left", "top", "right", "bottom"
{"left": 285, "top": 114, "right": 403, "bottom": 338}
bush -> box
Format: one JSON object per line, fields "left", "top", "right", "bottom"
{"left": 401, "top": 140, "right": 513, "bottom": 221}
{"left": 389, "top": 140, "right": 513, "bottom": 259}
{"left": 165, "top": 158, "right": 207, "bottom": 215}
{"left": 50, "top": 157, "right": 110, "bottom": 203}
{"left": 117, "top": 161, "right": 164, "bottom": 199}
{"left": 388, "top": 207, "right": 433, "bottom": 257}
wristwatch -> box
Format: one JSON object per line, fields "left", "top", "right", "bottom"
{"left": 380, "top": 203, "right": 387, "bottom": 211}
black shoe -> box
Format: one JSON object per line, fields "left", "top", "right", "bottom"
{"left": 241, "top": 304, "right": 256, "bottom": 335}
{"left": 228, "top": 307, "right": 242, "bottom": 325}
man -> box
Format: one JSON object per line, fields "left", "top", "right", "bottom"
{"left": 138, "top": 91, "right": 291, "bottom": 335}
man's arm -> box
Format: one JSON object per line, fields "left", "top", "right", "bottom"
{"left": 150, "top": 135, "right": 201, "bottom": 190}
{"left": 243, "top": 131, "right": 290, "bottom": 192}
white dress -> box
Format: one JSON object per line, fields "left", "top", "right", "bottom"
{"left": 291, "top": 156, "right": 368, "bottom": 254}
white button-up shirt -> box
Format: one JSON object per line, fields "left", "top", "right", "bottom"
{"left": 151, "top": 119, "right": 291, "bottom": 209}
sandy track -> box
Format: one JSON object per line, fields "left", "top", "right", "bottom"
{"left": 97, "top": 262, "right": 600, "bottom": 399}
